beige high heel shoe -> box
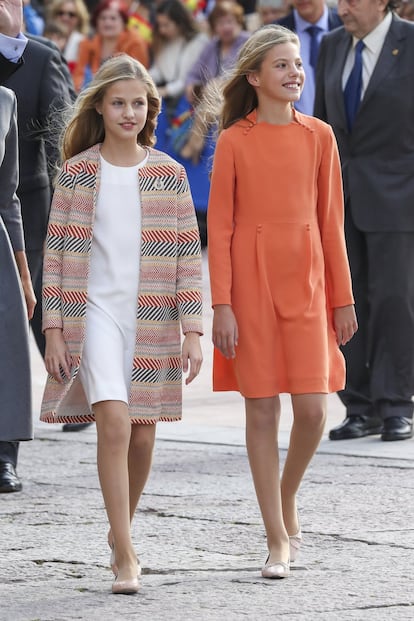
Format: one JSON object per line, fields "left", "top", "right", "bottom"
{"left": 110, "top": 546, "right": 141, "bottom": 595}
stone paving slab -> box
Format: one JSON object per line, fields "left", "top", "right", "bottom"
{"left": 1, "top": 432, "right": 413, "bottom": 621}
{"left": 2, "top": 249, "right": 413, "bottom": 620}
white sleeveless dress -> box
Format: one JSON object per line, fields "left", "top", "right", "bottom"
{"left": 79, "top": 153, "right": 148, "bottom": 407}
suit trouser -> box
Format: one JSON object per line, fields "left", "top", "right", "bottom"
{"left": 0, "top": 441, "right": 19, "bottom": 466}
{"left": 338, "top": 214, "right": 414, "bottom": 420}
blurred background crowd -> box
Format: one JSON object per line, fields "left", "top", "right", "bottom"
{"left": 18, "top": 0, "right": 414, "bottom": 243}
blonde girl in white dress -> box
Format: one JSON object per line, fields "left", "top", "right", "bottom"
{"left": 42, "top": 55, "right": 203, "bottom": 595}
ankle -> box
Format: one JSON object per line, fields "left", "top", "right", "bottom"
{"left": 281, "top": 496, "right": 299, "bottom": 535}
{"left": 267, "top": 538, "right": 290, "bottom": 564}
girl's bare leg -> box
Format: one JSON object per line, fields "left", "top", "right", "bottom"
{"left": 281, "top": 394, "right": 326, "bottom": 534}
{"left": 245, "top": 396, "right": 289, "bottom": 564}
{"left": 94, "top": 400, "right": 138, "bottom": 581}
{"left": 128, "top": 423, "right": 157, "bottom": 520}
{"left": 107, "top": 424, "right": 156, "bottom": 549}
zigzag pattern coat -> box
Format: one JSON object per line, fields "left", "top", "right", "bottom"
{"left": 40, "top": 144, "right": 203, "bottom": 424}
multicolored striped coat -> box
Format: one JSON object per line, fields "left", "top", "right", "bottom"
{"left": 40, "top": 144, "right": 203, "bottom": 424}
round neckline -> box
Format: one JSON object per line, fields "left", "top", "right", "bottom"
{"left": 247, "top": 108, "right": 299, "bottom": 128}
{"left": 99, "top": 149, "right": 149, "bottom": 169}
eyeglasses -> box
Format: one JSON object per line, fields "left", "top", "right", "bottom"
{"left": 57, "top": 10, "right": 78, "bottom": 18}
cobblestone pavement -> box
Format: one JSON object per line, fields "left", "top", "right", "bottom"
{"left": 1, "top": 251, "right": 413, "bottom": 620}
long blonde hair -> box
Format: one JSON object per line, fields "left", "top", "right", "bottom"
{"left": 61, "top": 55, "right": 161, "bottom": 160}
{"left": 220, "top": 25, "right": 299, "bottom": 131}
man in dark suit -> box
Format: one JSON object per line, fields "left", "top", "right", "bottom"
{"left": 314, "top": 1, "right": 414, "bottom": 442}
{"left": 276, "top": 0, "right": 342, "bottom": 114}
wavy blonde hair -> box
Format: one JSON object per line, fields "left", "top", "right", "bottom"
{"left": 220, "top": 24, "right": 299, "bottom": 131}
{"left": 61, "top": 54, "right": 161, "bottom": 161}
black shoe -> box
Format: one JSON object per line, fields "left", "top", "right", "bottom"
{"left": 0, "top": 462, "right": 22, "bottom": 493}
{"left": 329, "top": 415, "right": 383, "bottom": 440}
{"left": 381, "top": 417, "right": 413, "bottom": 442}
{"left": 62, "top": 423, "right": 93, "bottom": 432}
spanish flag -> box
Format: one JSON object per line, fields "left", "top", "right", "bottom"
{"left": 182, "top": 0, "right": 206, "bottom": 17}
{"left": 129, "top": 13, "right": 153, "bottom": 43}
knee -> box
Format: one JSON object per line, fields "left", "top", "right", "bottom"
{"left": 246, "top": 399, "right": 280, "bottom": 433}
{"left": 129, "top": 425, "right": 156, "bottom": 454}
{"left": 295, "top": 404, "right": 326, "bottom": 429}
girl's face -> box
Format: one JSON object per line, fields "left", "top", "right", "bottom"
{"left": 56, "top": 1, "right": 79, "bottom": 34}
{"left": 156, "top": 14, "right": 180, "bottom": 41}
{"left": 96, "top": 79, "right": 149, "bottom": 144}
{"left": 214, "top": 15, "right": 241, "bottom": 45}
{"left": 250, "top": 42, "right": 304, "bottom": 105}
{"left": 96, "top": 7, "right": 125, "bottom": 38}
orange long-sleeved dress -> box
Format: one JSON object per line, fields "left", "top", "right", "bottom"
{"left": 207, "top": 109, "right": 354, "bottom": 397}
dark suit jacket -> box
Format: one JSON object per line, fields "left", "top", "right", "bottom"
{"left": 4, "top": 38, "right": 72, "bottom": 249}
{"left": 314, "top": 15, "right": 414, "bottom": 232}
{"left": 0, "top": 53, "right": 24, "bottom": 83}
{"left": 276, "top": 7, "right": 342, "bottom": 32}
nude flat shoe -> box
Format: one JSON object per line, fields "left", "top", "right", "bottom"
{"left": 261, "top": 556, "right": 290, "bottom": 579}
{"left": 112, "top": 576, "right": 140, "bottom": 595}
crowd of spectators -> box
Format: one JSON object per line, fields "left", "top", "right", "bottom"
{"left": 17, "top": 0, "right": 414, "bottom": 228}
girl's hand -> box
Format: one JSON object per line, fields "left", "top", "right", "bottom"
{"left": 333, "top": 305, "right": 358, "bottom": 346}
{"left": 182, "top": 332, "right": 203, "bottom": 385}
{"left": 20, "top": 274, "right": 36, "bottom": 320}
{"left": 13, "top": 251, "right": 36, "bottom": 319}
{"left": 44, "top": 328, "right": 72, "bottom": 383}
{"left": 212, "top": 305, "right": 238, "bottom": 359}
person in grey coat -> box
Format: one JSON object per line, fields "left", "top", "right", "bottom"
{"left": 0, "top": 0, "right": 36, "bottom": 492}
{"left": 0, "top": 53, "right": 36, "bottom": 490}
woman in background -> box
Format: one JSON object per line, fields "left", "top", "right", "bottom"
{"left": 48, "top": 0, "right": 90, "bottom": 74}
{"left": 149, "top": 0, "right": 208, "bottom": 107}
{"left": 73, "top": 0, "right": 149, "bottom": 91}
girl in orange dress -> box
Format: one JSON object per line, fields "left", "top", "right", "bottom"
{"left": 207, "top": 25, "right": 357, "bottom": 579}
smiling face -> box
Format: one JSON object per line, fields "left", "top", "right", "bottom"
{"left": 56, "top": 1, "right": 79, "bottom": 34}
{"left": 248, "top": 42, "right": 305, "bottom": 106}
{"left": 96, "top": 79, "right": 149, "bottom": 145}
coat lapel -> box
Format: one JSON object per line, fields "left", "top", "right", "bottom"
{"left": 358, "top": 17, "right": 405, "bottom": 115}
{"left": 334, "top": 32, "right": 352, "bottom": 132}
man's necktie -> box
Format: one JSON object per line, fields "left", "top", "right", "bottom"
{"left": 344, "top": 39, "right": 365, "bottom": 131}
{"left": 306, "top": 25, "right": 322, "bottom": 72}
